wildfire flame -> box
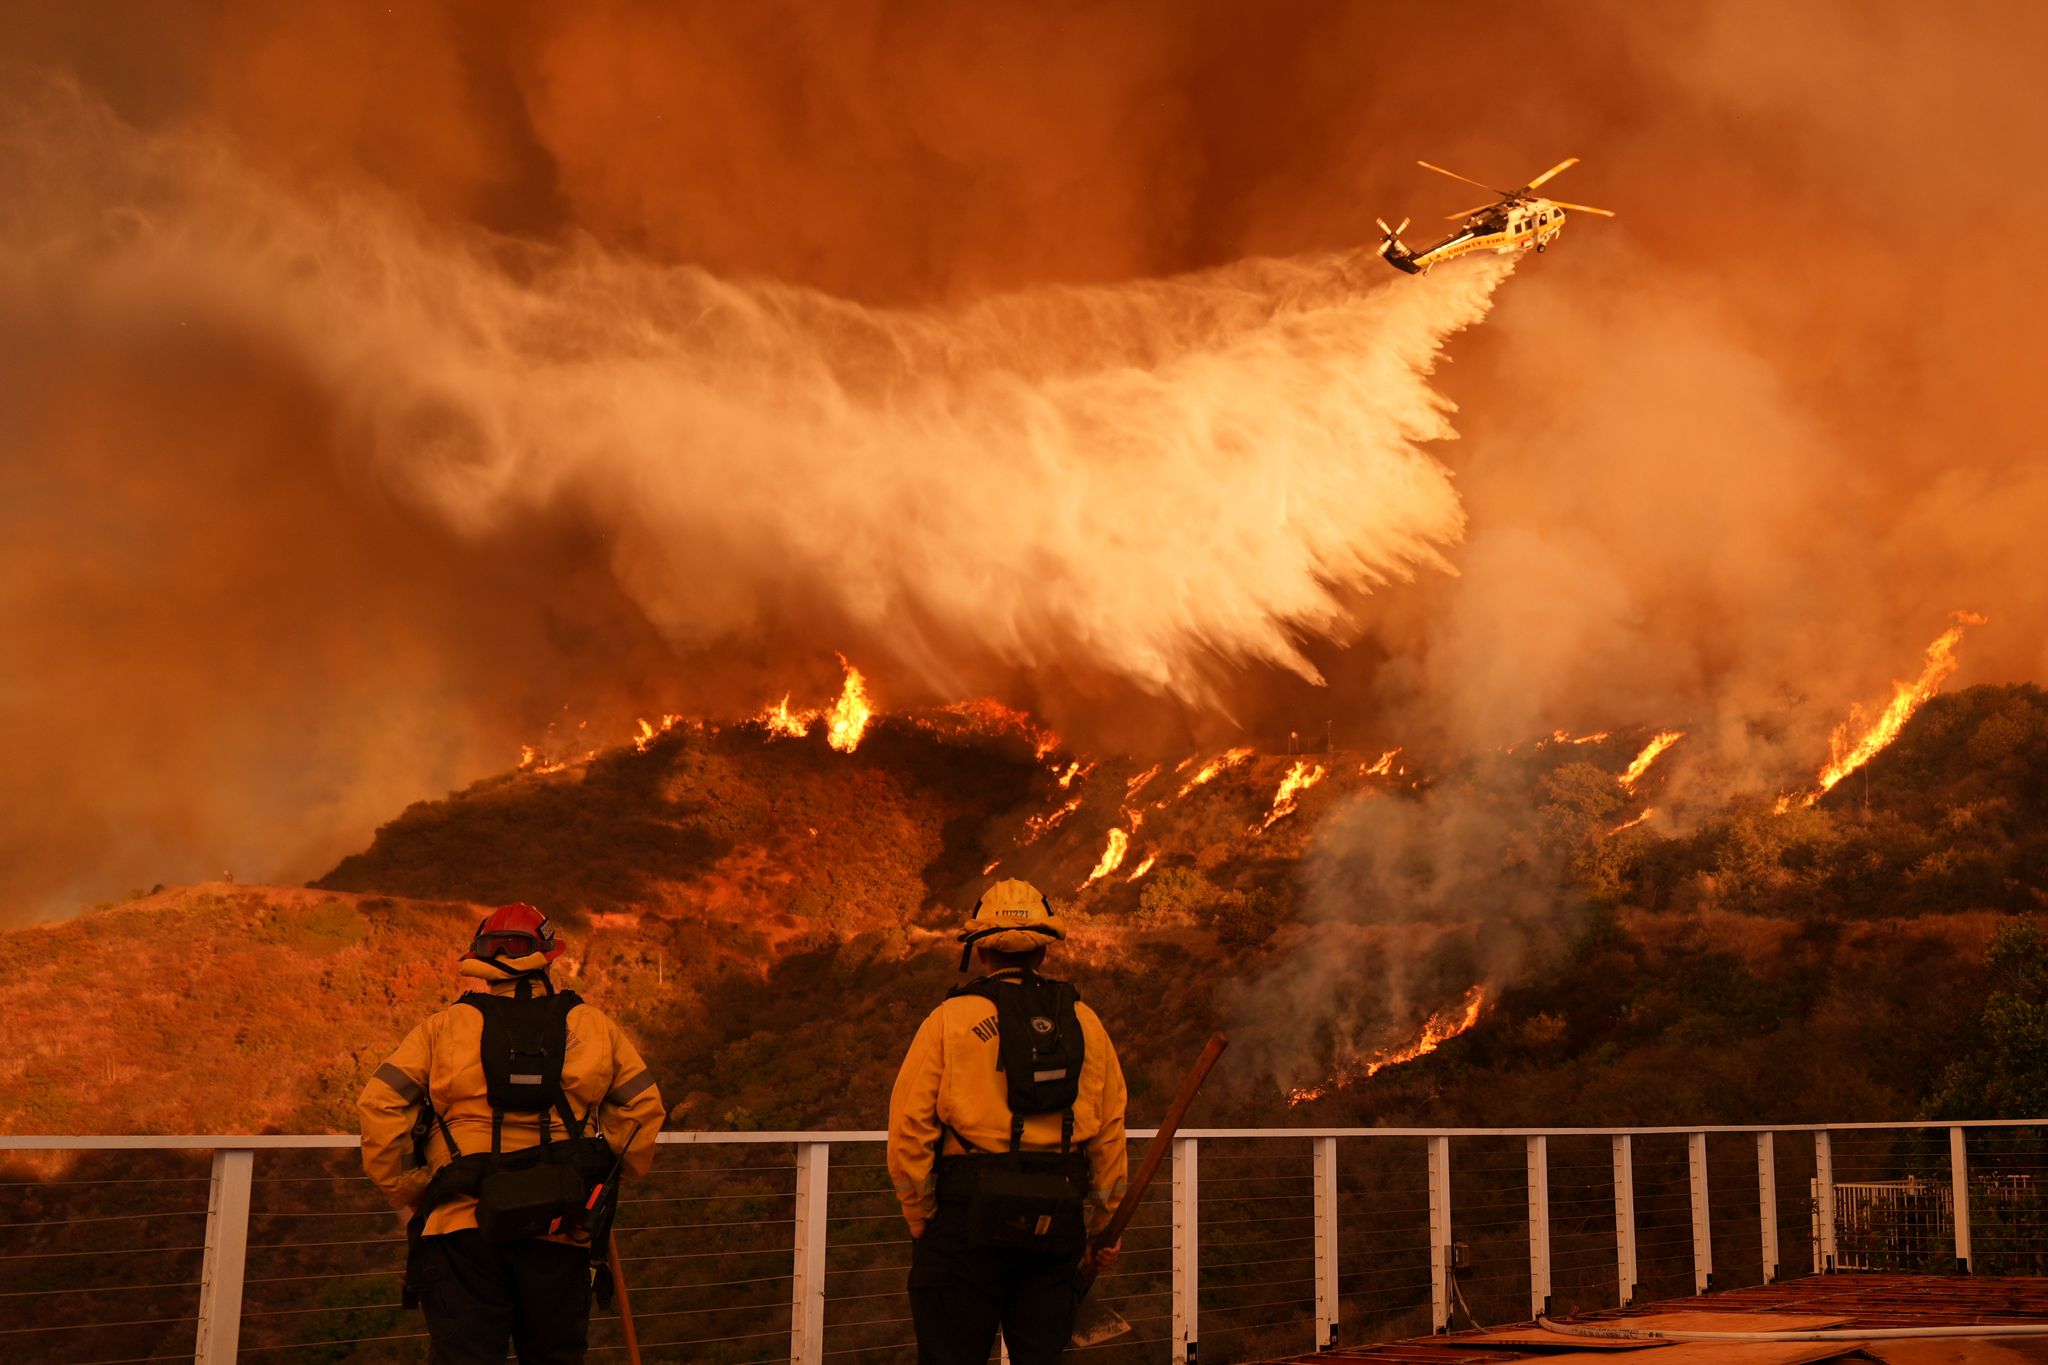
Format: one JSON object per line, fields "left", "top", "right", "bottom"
{"left": 1126, "top": 851, "right": 1158, "bottom": 882}
{"left": 823, "top": 662, "right": 873, "bottom": 753}
{"left": 935, "top": 698, "right": 1062, "bottom": 759}
{"left": 757, "top": 694, "right": 812, "bottom": 739}
{"left": 1255, "top": 759, "right": 1326, "bottom": 832}
{"left": 1022, "top": 794, "right": 1084, "bottom": 843}
{"left": 1083, "top": 827, "right": 1130, "bottom": 886}
{"left": 633, "top": 714, "right": 685, "bottom": 752}
{"left": 1619, "top": 730, "right": 1684, "bottom": 792}
{"left": 1056, "top": 760, "right": 1093, "bottom": 790}
{"left": 1781, "top": 612, "right": 1987, "bottom": 811}
{"left": 1361, "top": 747, "right": 1402, "bottom": 777}
{"left": 1124, "top": 764, "right": 1162, "bottom": 800}
{"left": 1287, "top": 985, "right": 1488, "bottom": 1105}
{"left": 750, "top": 658, "right": 875, "bottom": 752}
{"left": 1606, "top": 807, "right": 1655, "bottom": 836}
{"left": 1177, "top": 746, "right": 1254, "bottom": 797}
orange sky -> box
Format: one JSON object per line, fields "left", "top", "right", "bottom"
{"left": 4, "top": 0, "right": 2046, "bottom": 917}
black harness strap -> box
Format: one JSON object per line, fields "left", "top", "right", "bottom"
{"left": 946, "top": 969, "right": 1086, "bottom": 1155}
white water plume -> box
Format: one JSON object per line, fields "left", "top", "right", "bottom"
{"left": 4, "top": 83, "right": 1508, "bottom": 702}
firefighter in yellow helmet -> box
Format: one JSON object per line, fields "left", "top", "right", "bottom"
{"left": 888, "top": 879, "right": 1129, "bottom": 1364}
{"left": 358, "top": 904, "right": 665, "bottom": 1365}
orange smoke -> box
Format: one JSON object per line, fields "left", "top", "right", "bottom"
{"left": 1781, "top": 612, "right": 1986, "bottom": 810}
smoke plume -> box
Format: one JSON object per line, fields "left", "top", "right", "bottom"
{"left": 6, "top": 0, "right": 2048, "bottom": 932}
{"left": 1, "top": 76, "right": 1501, "bottom": 916}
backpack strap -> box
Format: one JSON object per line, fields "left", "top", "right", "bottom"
{"left": 460, "top": 989, "right": 589, "bottom": 1144}
{"left": 432, "top": 1102, "right": 463, "bottom": 1160}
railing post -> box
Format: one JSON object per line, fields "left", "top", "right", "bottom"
{"left": 1814, "top": 1130, "right": 1837, "bottom": 1272}
{"left": 792, "top": 1141, "right": 829, "bottom": 1365}
{"left": 1526, "top": 1135, "right": 1551, "bottom": 1320}
{"left": 1612, "top": 1135, "right": 1637, "bottom": 1308}
{"left": 195, "top": 1148, "right": 253, "bottom": 1365}
{"left": 1428, "top": 1135, "right": 1452, "bottom": 1333}
{"left": 1757, "top": 1131, "right": 1779, "bottom": 1283}
{"left": 1951, "top": 1126, "right": 1973, "bottom": 1275}
{"left": 1172, "top": 1137, "right": 1200, "bottom": 1364}
{"left": 1312, "top": 1136, "right": 1339, "bottom": 1350}
{"left": 1687, "top": 1131, "right": 1713, "bottom": 1294}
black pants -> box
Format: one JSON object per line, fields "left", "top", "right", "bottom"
{"left": 908, "top": 1201, "right": 1081, "bottom": 1365}
{"left": 413, "top": 1229, "right": 593, "bottom": 1365}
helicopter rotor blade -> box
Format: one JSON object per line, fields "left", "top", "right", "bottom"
{"left": 1443, "top": 201, "right": 1497, "bottom": 222}
{"left": 1547, "top": 199, "right": 1617, "bottom": 217}
{"left": 1375, "top": 216, "right": 1414, "bottom": 239}
{"left": 1417, "top": 160, "right": 1510, "bottom": 197}
{"left": 1521, "top": 156, "right": 1579, "bottom": 192}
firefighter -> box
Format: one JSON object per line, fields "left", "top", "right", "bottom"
{"left": 888, "top": 879, "right": 1129, "bottom": 1365}
{"left": 359, "top": 903, "right": 664, "bottom": 1365}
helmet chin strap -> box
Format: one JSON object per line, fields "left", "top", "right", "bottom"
{"left": 480, "top": 957, "right": 555, "bottom": 995}
{"left": 956, "top": 922, "right": 1058, "bottom": 972}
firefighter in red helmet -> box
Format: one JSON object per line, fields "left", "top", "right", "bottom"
{"left": 359, "top": 904, "right": 665, "bottom": 1364}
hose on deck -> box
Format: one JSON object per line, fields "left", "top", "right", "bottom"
{"left": 1539, "top": 1315, "right": 2048, "bottom": 1342}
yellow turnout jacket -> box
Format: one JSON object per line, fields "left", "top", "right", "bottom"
{"left": 358, "top": 961, "right": 664, "bottom": 1237}
{"left": 887, "top": 969, "right": 1128, "bottom": 1238}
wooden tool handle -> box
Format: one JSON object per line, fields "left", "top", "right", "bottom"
{"left": 608, "top": 1239, "right": 643, "bottom": 1365}
{"left": 1089, "top": 1033, "right": 1228, "bottom": 1261}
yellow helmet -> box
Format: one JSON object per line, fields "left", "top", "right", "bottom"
{"left": 958, "top": 878, "right": 1066, "bottom": 970}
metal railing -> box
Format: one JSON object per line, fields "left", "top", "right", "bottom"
{"left": 3, "top": 1120, "right": 2045, "bottom": 1364}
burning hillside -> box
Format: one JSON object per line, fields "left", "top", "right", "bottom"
{"left": 13, "top": 677, "right": 2048, "bottom": 1138}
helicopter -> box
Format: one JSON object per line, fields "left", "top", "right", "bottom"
{"left": 1376, "top": 157, "right": 1614, "bottom": 274}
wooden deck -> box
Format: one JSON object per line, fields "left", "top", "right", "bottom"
{"left": 1255, "top": 1274, "right": 2048, "bottom": 1364}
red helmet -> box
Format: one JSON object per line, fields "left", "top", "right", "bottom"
{"left": 462, "top": 903, "right": 564, "bottom": 964}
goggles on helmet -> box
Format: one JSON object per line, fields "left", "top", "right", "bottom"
{"left": 469, "top": 928, "right": 548, "bottom": 960}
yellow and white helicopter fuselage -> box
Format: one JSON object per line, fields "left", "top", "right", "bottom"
{"left": 1375, "top": 158, "right": 1612, "bottom": 275}
{"left": 1380, "top": 200, "right": 1570, "bottom": 274}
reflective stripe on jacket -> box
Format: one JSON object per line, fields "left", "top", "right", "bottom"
{"left": 886, "top": 970, "right": 1129, "bottom": 1238}
{"left": 358, "top": 970, "right": 665, "bottom": 1238}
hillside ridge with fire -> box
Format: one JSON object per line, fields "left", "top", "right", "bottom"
{"left": 10, "top": 624, "right": 2048, "bottom": 1136}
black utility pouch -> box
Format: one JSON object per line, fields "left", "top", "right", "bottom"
{"left": 475, "top": 1157, "right": 586, "bottom": 1242}
{"left": 965, "top": 1152, "right": 1088, "bottom": 1254}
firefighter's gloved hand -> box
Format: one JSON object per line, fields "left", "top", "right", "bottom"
{"left": 1082, "top": 1238, "right": 1121, "bottom": 1275}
